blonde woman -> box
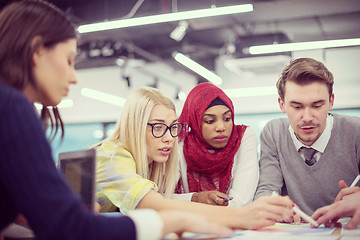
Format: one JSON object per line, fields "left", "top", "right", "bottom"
{"left": 95, "top": 87, "right": 180, "bottom": 212}
{"left": 94, "top": 87, "right": 295, "bottom": 230}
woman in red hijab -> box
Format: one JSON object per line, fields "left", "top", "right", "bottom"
{"left": 174, "top": 83, "right": 259, "bottom": 208}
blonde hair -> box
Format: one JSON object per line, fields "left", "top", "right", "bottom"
{"left": 94, "top": 87, "right": 178, "bottom": 197}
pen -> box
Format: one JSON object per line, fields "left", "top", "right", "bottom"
{"left": 215, "top": 197, "right": 230, "bottom": 204}
{"left": 271, "top": 191, "right": 318, "bottom": 227}
{"left": 292, "top": 206, "right": 319, "bottom": 227}
{"left": 350, "top": 174, "right": 360, "bottom": 187}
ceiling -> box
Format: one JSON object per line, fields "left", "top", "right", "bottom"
{"left": 3, "top": 0, "right": 357, "bottom": 75}
{"left": 1, "top": 0, "right": 359, "bottom": 77}
{"left": 67, "top": 0, "right": 360, "bottom": 70}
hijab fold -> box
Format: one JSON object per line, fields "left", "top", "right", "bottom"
{"left": 176, "top": 83, "right": 247, "bottom": 194}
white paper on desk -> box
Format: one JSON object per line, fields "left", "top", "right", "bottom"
{"left": 243, "top": 223, "right": 335, "bottom": 236}
{"left": 176, "top": 231, "right": 338, "bottom": 240}
{"left": 225, "top": 224, "right": 337, "bottom": 240}
{"left": 338, "top": 217, "right": 360, "bottom": 237}
{"left": 163, "top": 223, "right": 337, "bottom": 240}
{"left": 341, "top": 228, "right": 360, "bottom": 238}
{"left": 229, "top": 235, "right": 338, "bottom": 240}
{"left": 2, "top": 223, "right": 35, "bottom": 238}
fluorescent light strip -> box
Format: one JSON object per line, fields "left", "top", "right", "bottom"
{"left": 249, "top": 38, "right": 360, "bottom": 55}
{"left": 173, "top": 52, "right": 223, "bottom": 86}
{"left": 81, "top": 88, "right": 126, "bottom": 107}
{"left": 223, "top": 86, "right": 277, "bottom": 98}
{"left": 78, "top": 4, "right": 253, "bottom": 33}
{"left": 34, "top": 99, "right": 74, "bottom": 109}
{"left": 58, "top": 99, "right": 74, "bottom": 108}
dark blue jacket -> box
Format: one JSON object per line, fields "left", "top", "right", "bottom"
{"left": 0, "top": 82, "right": 136, "bottom": 240}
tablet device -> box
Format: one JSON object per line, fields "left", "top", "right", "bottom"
{"left": 58, "top": 149, "right": 96, "bottom": 213}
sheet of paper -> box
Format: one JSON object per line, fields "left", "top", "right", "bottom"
{"left": 163, "top": 223, "right": 337, "bottom": 240}
{"left": 338, "top": 217, "right": 360, "bottom": 238}
{"left": 248, "top": 223, "right": 335, "bottom": 235}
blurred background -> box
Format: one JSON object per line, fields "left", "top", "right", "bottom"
{"left": 1, "top": 0, "right": 359, "bottom": 160}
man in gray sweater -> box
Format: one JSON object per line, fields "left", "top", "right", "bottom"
{"left": 254, "top": 58, "right": 360, "bottom": 218}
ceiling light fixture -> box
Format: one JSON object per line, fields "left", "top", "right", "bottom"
{"left": 173, "top": 52, "right": 223, "bottom": 86}
{"left": 175, "top": 88, "right": 187, "bottom": 101}
{"left": 81, "top": 88, "right": 126, "bottom": 107}
{"left": 170, "top": 20, "right": 189, "bottom": 42}
{"left": 78, "top": 4, "right": 253, "bottom": 33}
{"left": 248, "top": 38, "right": 360, "bottom": 55}
{"left": 34, "top": 99, "right": 74, "bottom": 109}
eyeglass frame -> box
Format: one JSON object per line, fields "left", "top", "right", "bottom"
{"left": 147, "top": 122, "right": 184, "bottom": 138}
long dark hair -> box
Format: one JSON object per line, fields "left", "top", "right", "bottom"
{"left": 0, "top": 0, "right": 77, "bottom": 140}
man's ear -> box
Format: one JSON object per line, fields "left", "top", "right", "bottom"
{"left": 31, "top": 36, "right": 44, "bottom": 66}
{"left": 278, "top": 97, "right": 286, "bottom": 113}
{"left": 329, "top": 93, "right": 335, "bottom": 111}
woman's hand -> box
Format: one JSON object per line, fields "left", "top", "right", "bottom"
{"left": 232, "top": 195, "right": 294, "bottom": 230}
{"left": 191, "top": 191, "right": 233, "bottom": 206}
{"left": 277, "top": 202, "right": 302, "bottom": 225}
{"left": 159, "top": 210, "right": 233, "bottom": 237}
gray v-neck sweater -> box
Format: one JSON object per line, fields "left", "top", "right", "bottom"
{"left": 255, "top": 113, "right": 360, "bottom": 215}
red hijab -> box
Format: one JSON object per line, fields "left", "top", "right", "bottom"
{"left": 176, "top": 83, "right": 247, "bottom": 194}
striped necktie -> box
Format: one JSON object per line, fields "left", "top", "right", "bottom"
{"left": 301, "top": 147, "right": 317, "bottom": 166}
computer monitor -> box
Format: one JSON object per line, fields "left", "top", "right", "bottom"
{"left": 58, "top": 149, "right": 96, "bottom": 213}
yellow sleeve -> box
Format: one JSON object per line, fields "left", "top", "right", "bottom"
{"left": 95, "top": 142, "right": 158, "bottom": 214}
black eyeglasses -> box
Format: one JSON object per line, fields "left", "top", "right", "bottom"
{"left": 147, "top": 122, "right": 184, "bottom": 138}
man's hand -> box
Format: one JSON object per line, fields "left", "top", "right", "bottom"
{"left": 335, "top": 180, "right": 360, "bottom": 202}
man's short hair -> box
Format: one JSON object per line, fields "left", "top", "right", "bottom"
{"left": 276, "top": 58, "right": 334, "bottom": 100}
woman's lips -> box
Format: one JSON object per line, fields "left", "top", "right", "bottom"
{"left": 214, "top": 135, "right": 227, "bottom": 143}
{"left": 159, "top": 147, "right": 172, "bottom": 156}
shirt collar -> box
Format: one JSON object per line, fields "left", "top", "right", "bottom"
{"left": 289, "top": 114, "right": 333, "bottom": 153}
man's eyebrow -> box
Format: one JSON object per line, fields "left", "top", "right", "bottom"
{"left": 289, "top": 101, "right": 302, "bottom": 105}
{"left": 313, "top": 100, "right": 326, "bottom": 104}
{"left": 289, "top": 100, "right": 325, "bottom": 105}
